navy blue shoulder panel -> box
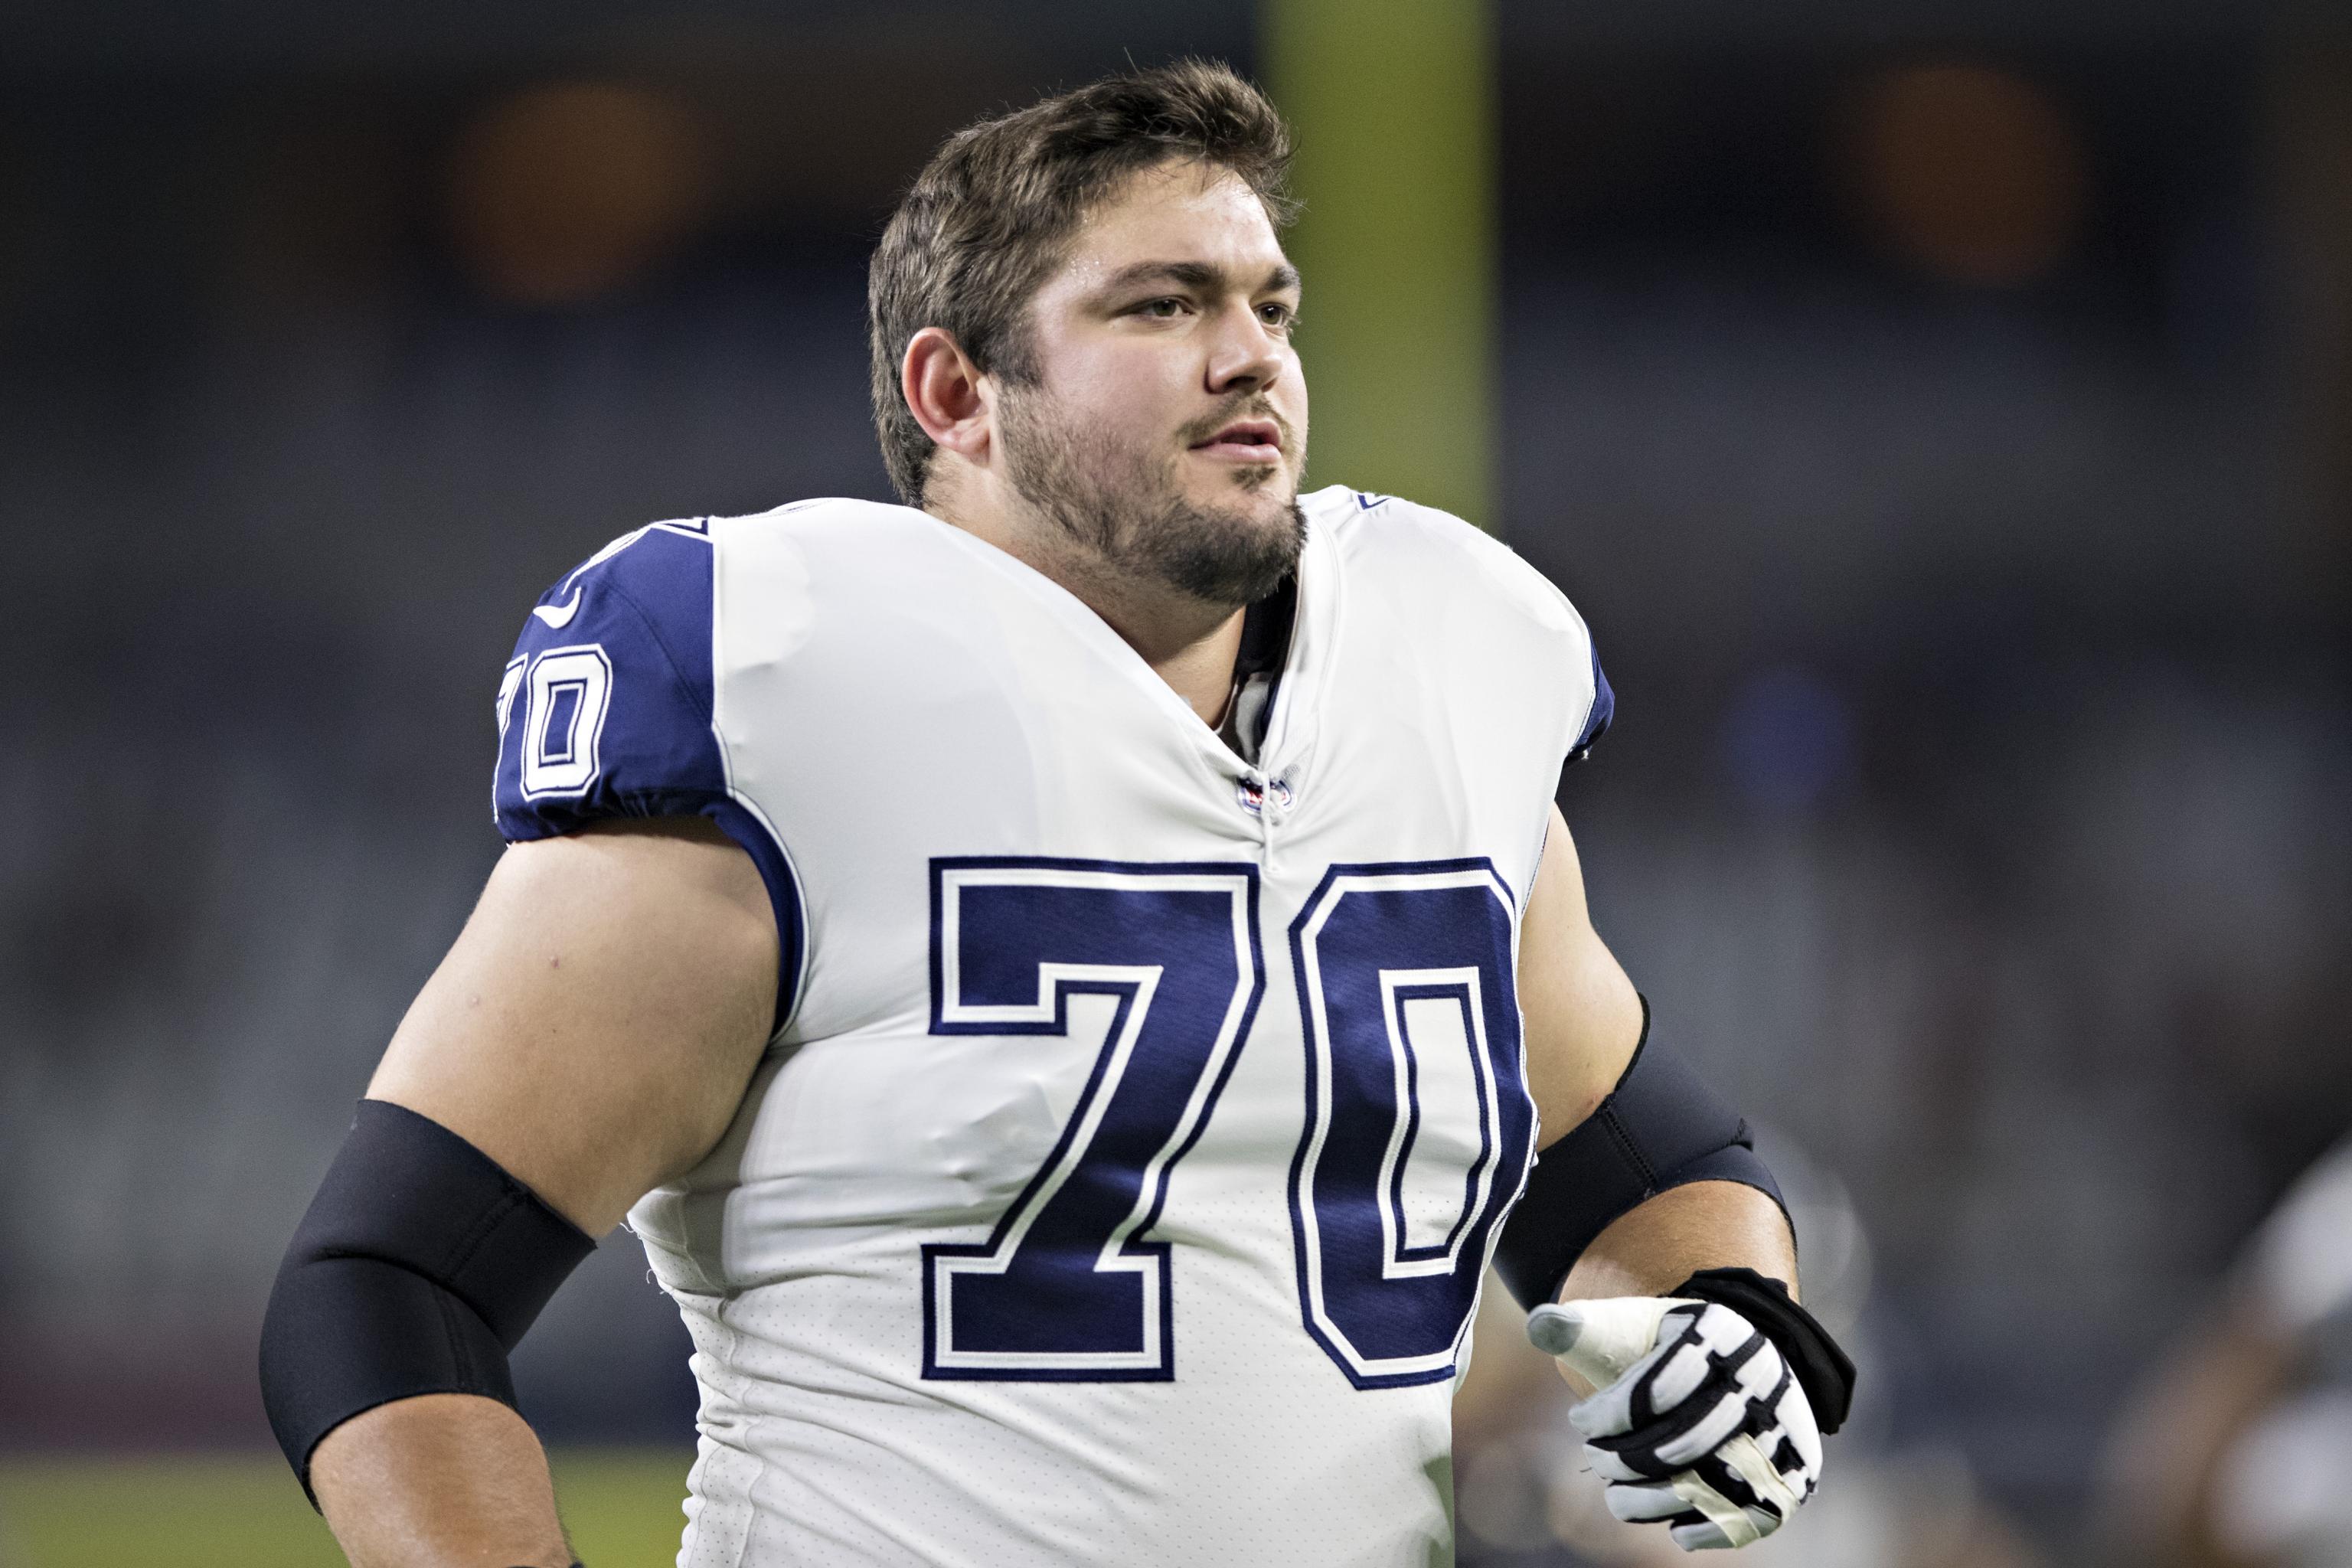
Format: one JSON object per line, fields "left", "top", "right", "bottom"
{"left": 491, "top": 518, "right": 803, "bottom": 1032}
{"left": 493, "top": 520, "right": 727, "bottom": 838}
{"left": 1568, "top": 635, "right": 1614, "bottom": 764}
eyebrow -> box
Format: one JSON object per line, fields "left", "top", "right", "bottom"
{"left": 1098, "top": 259, "right": 1302, "bottom": 296}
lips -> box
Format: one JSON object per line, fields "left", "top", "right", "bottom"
{"left": 1191, "top": 420, "right": 1283, "bottom": 462}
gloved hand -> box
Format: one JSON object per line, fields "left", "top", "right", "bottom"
{"left": 1528, "top": 1295, "right": 1824, "bottom": 1550}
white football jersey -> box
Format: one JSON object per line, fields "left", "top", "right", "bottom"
{"left": 491, "top": 485, "right": 1612, "bottom": 1567}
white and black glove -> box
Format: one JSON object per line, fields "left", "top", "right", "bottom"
{"left": 1528, "top": 1269, "right": 1853, "bottom": 1552}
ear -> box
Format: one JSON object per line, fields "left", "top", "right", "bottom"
{"left": 901, "top": 327, "right": 991, "bottom": 466}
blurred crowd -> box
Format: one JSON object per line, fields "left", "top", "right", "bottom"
{"left": 1, "top": 4, "right": 2345, "bottom": 1563}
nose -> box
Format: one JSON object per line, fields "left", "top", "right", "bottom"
{"left": 1205, "top": 303, "right": 1289, "bottom": 397}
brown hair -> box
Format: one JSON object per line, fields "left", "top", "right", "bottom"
{"left": 867, "top": 59, "right": 1297, "bottom": 506}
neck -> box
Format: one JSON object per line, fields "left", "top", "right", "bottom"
{"left": 929, "top": 486, "right": 1246, "bottom": 727}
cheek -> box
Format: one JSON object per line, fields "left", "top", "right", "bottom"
{"left": 1053, "top": 350, "right": 1187, "bottom": 441}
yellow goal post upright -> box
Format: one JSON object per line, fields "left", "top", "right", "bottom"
{"left": 1263, "top": 0, "right": 1499, "bottom": 531}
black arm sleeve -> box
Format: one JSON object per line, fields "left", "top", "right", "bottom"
{"left": 257, "top": 1099, "right": 596, "bottom": 1503}
{"left": 1492, "top": 998, "right": 1790, "bottom": 1313}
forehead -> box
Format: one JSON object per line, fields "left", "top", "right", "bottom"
{"left": 1050, "top": 160, "right": 1291, "bottom": 290}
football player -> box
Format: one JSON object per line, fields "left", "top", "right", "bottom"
{"left": 261, "top": 61, "right": 1853, "bottom": 1566}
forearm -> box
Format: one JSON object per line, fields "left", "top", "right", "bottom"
{"left": 1558, "top": 1179, "right": 1796, "bottom": 1304}
{"left": 312, "top": 1394, "right": 572, "bottom": 1568}
{"left": 1547, "top": 1181, "right": 1795, "bottom": 1402}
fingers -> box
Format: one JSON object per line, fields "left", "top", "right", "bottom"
{"left": 1566, "top": 1334, "right": 1681, "bottom": 1442}
{"left": 1547, "top": 1296, "right": 1828, "bottom": 1553}
{"left": 1576, "top": 1308, "right": 1794, "bottom": 1479}
{"left": 1695, "top": 1441, "right": 1798, "bottom": 1526}
{"left": 1681, "top": 1449, "right": 1779, "bottom": 1547}
{"left": 1599, "top": 1481, "right": 1678, "bottom": 1523}
{"left": 1569, "top": 1304, "right": 1766, "bottom": 1435}
{"left": 1601, "top": 1454, "right": 1788, "bottom": 1553}
{"left": 1650, "top": 1374, "right": 1768, "bottom": 1471}
{"left": 1668, "top": 1517, "right": 1739, "bottom": 1551}
{"left": 1566, "top": 1302, "right": 1720, "bottom": 1440}
{"left": 1766, "top": 1357, "right": 1826, "bottom": 1483}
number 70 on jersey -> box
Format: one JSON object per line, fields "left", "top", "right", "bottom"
{"left": 923, "top": 856, "right": 1536, "bottom": 1391}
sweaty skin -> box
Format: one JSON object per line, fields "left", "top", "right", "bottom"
{"left": 308, "top": 158, "right": 1792, "bottom": 1565}
{"left": 905, "top": 159, "right": 1308, "bottom": 722}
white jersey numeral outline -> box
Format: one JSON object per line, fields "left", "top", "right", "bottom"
{"left": 519, "top": 645, "right": 613, "bottom": 799}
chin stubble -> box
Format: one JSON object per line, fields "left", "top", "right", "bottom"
{"left": 1001, "top": 389, "right": 1305, "bottom": 608}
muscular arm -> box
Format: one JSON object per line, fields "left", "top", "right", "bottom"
{"left": 309, "top": 818, "right": 776, "bottom": 1568}
{"left": 1515, "top": 805, "right": 1797, "bottom": 1390}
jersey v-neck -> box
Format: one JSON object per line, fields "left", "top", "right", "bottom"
{"left": 923, "top": 505, "right": 1335, "bottom": 791}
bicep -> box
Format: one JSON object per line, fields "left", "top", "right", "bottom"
{"left": 368, "top": 817, "right": 778, "bottom": 1236}
{"left": 1517, "top": 804, "right": 1644, "bottom": 1148}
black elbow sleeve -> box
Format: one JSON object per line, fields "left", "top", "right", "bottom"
{"left": 257, "top": 1099, "right": 596, "bottom": 1502}
{"left": 1492, "top": 1000, "right": 1788, "bottom": 1314}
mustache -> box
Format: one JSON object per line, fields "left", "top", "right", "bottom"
{"left": 1179, "top": 395, "right": 1298, "bottom": 452}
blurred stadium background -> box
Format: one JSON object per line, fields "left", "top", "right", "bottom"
{"left": 2, "top": 0, "right": 2347, "bottom": 1563}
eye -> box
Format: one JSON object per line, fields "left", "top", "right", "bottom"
{"left": 1257, "top": 301, "right": 1298, "bottom": 331}
{"left": 1133, "top": 296, "right": 1191, "bottom": 319}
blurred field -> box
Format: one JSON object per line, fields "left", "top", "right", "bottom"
{"left": 0, "top": 1449, "right": 693, "bottom": 1567}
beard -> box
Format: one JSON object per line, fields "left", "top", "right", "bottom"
{"left": 996, "top": 384, "right": 1305, "bottom": 609}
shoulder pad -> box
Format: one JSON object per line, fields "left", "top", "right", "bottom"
{"left": 492, "top": 519, "right": 724, "bottom": 838}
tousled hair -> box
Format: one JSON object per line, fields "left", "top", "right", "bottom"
{"left": 867, "top": 60, "right": 1297, "bottom": 506}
